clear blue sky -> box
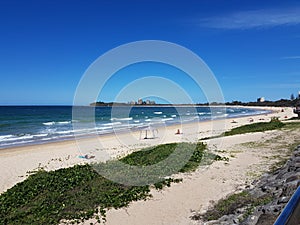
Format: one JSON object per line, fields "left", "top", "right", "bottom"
{"left": 1, "top": 0, "right": 300, "bottom": 105}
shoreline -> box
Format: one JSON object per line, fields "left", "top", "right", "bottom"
{"left": 0, "top": 105, "right": 273, "bottom": 151}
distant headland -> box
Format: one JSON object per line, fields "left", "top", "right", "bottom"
{"left": 90, "top": 96, "right": 300, "bottom": 107}
{"left": 90, "top": 98, "right": 157, "bottom": 106}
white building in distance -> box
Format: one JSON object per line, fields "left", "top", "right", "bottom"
{"left": 257, "top": 97, "right": 265, "bottom": 102}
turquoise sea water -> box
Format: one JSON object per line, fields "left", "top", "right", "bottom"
{"left": 0, "top": 106, "right": 269, "bottom": 148}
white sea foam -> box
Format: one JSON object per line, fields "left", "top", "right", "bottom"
{"left": 2, "top": 134, "right": 34, "bottom": 142}
{"left": 34, "top": 134, "right": 48, "bottom": 137}
{"left": 111, "top": 117, "right": 133, "bottom": 121}
{"left": 162, "top": 118, "right": 174, "bottom": 122}
{"left": 42, "top": 120, "right": 71, "bottom": 126}
{"left": 131, "top": 123, "right": 145, "bottom": 128}
{"left": 118, "top": 117, "right": 133, "bottom": 121}
{"left": 97, "top": 126, "right": 113, "bottom": 130}
{"left": 0, "top": 135, "right": 14, "bottom": 140}
{"left": 212, "top": 113, "right": 229, "bottom": 119}
{"left": 1, "top": 139, "right": 34, "bottom": 146}
{"left": 97, "top": 130, "right": 112, "bottom": 134}
{"left": 171, "top": 115, "right": 177, "bottom": 118}
{"left": 154, "top": 111, "right": 163, "bottom": 114}
{"left": 103, "top": 122, "right": 122, "bottom": 126}
{"left": 56, "top": 130, "right": 74, "bottom": 135}
{"left": 41, "top": 138, "right": 53, "bottom": 141}
{"left": 43, "top": 121, "right": 55, "bottom": 126}
{"left": 57, "top": 121, "right": 71, "bottom": 125}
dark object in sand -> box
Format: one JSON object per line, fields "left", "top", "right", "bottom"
{"left": 294, "top": 106, "right": 300, "bottom": 118}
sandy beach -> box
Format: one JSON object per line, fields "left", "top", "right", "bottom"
{"left": 0, "top": 106, "right": 297, "bottom": 225}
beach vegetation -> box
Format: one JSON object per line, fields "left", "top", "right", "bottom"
{"left": 223, "top": 117, "right": 284, "bottom": 136}
{"left": 192, "top": 191, "right": 272, "bottom": 222}
{"left": 0, "top": 142, "right": 226, "bottom": 224}
{"left": 201, "top": 118, "right": 285, "bottom": 140}
{"left": 284, "top": 121, "right": 300, "bottom": 130}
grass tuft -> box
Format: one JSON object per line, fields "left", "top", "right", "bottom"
{"left": 192, "top": 191, "right": 272, "bottom": 222}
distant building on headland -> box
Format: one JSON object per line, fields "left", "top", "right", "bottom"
{"left": 137, "top": 98, "right": 143, "bottom": 105}
{"left": 257, "top": 97, "right": 265, "bottom": 103}
{"left": 131, "top": 98, "right": 156, "bottom": 105}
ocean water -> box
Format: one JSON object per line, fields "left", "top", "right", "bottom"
{"left": 0, "top": 106, "right": 269, "bottom": 148}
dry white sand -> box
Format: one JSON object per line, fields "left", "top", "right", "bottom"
{"left": 0, "top": 106, "right": 296, "bottom": 225}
